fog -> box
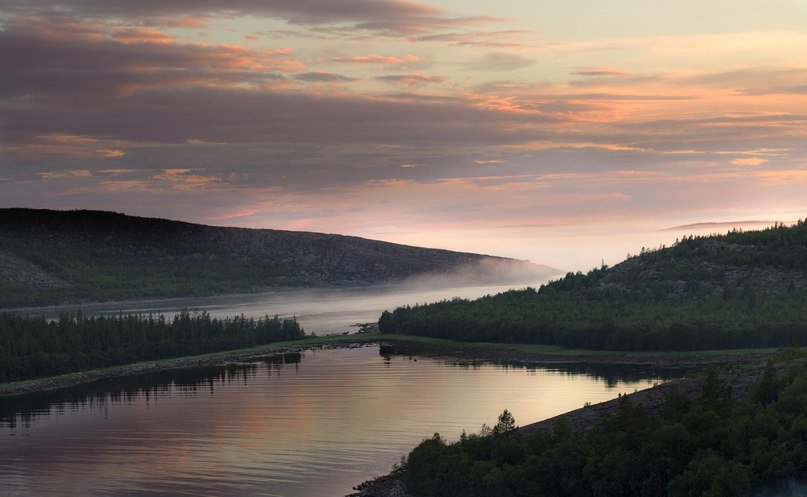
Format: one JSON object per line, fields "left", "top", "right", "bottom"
{"left": 29, "top": 273, "right": 558, "bottom": 334}
{"left": 399, "top": 258, "right": 559, "bottom": 290}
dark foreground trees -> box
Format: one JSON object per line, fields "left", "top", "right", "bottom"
{"left": 398, "top": 360, "right": 807, "bottom": 497}
{"left": 0, "top": 311, "right": 305, "bottom": 382}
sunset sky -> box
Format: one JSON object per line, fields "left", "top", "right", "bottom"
{"left": 2, "top": 0, "right": 806, "bottom": 270}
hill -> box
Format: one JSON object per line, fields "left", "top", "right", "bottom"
{"left": 0, "top": 208, "right": 554, "bottom": 308}
{"left": 379, "top": 221, "right": 807, "bottom": 350}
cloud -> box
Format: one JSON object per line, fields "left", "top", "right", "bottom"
{"left": 466, "top": 52, "right": 534, "bottom": 71}
{"left": 731, "top": 157, "right": 768, "bottom": 167}
{"left": 2, "top": 87, "right": 558, "bottom": 148}
{"left": 334, "top": 54, "right": 421, "bottom": 65}
{"left": 39, "top": 169, "right": 93, "bottom": 181}
{"left": 408, "top": 29, "right": 540, "bottom": 49}
{"left": 736, "top": 85, "right": 807, "bottom": 96}
{"left": 295, "top": 71, "right": 356, "bottom": 83}
{"left": 1, "top": 0, "right": 501, "bottom": 36}
{"left": 571, "top": 67, "right": 629, "bottom": 77}
{"left": 6, "top": 134, "right": 134, "bottom": 160}
{"left": 376, "top": 74, "right": 445, "bottom": 86}
{"left": 153, "top": 168, "right": 221, "bottom": 190}
{"left": 0, "top": 19, "right": 301, "bottom": 98}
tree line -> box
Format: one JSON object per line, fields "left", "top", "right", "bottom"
{"left": 0, "top": 311, "right": 305, "bottom": 382}
{"left": 380, "top": 220, "right": 807, "bottom": 351}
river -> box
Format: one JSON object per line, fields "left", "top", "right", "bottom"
{"left": 0, "top": 346, "right": 677, "bottom": 497}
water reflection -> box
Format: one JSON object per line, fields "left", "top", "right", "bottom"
{"left": 437, "top": 359, "right": 691, "bottom": 387}
{"left": 0, "top": 346, "right": 679, "bottom": 497}
{"left": 0, "top": 353, "right": 303, "bottom": 429}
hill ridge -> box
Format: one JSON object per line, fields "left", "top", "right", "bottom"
{"left": 0, "top": 208, "right": 556, "bottom": 308}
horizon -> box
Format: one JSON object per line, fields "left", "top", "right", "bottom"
{"left": 2, "top": 1, "right": 806, "bottom": 271}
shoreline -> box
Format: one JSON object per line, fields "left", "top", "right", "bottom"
{"left": 348, "top": 353, "right": 805, "bottom": 497}
{"left": 0, "top": 332, "right": 778, "bottom": 398}
{"left": 0, "top": 335, "right": 380, "bottom": 397}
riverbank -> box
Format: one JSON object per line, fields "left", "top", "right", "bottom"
{"left": 376, "top": 335, "right": 778, "bottom": 367}
{"left": 0, "top": 334, "right": 378, "bottom": 397}
{"left": 0, "top": 332, "right": 778, "bottom": 397}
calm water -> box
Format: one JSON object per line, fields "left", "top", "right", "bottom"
{"left": 0, "top": 346, "right": 675, "bottom": 497}
{"left": 26, "top": 283, "right": 543, "bottom": 334}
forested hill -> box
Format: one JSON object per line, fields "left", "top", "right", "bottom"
{"left": 380, "top": 221, "right": 807, "bottom": 350}
{"left": 0, "top": 208, "right": 554, "bottom": 307}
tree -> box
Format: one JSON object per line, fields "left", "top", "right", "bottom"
{"left": 492, "top": 409, "right": 516, "bottom": 435}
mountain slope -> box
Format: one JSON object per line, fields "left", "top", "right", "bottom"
{"left": 380, "top": 220, "right": 807, "bottom": 350}
{"left": 0, "top": 209, "right": 554, "bottom": 307}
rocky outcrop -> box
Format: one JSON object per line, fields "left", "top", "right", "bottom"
{"left": 347, "top": 476, "right": 411, "bottom": 497}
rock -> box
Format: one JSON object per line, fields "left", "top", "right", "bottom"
{"left": 346, "top": 476, "right": 410, "bottom": 497}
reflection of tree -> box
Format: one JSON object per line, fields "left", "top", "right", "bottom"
{"left": 440, "top": 358, "right": 688, "bottom": 386}
{"left": 1, "top": 353, "right": 303, "bottom": 428}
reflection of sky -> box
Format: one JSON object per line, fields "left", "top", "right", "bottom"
{"left": 1, "top": 347, "right": 667, "bottom": 497}
{"left": 3, "top": 0, "right": 806, "bottom": 271}
{"left": 32, "top": 283, "right": 547, "bottom": 334}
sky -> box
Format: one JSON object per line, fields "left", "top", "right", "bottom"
{"left": 1, "top": 0, "right": 806, "bottom": 271}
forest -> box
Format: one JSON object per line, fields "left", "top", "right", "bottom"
{"left": 0, "top": 311, "right": 305, "bottom": 382}
{"left": 398, "top": 358, "right": 807, "bottom": 497}
{"left": 380, "top": 221, "right": 807, "bottom": 351}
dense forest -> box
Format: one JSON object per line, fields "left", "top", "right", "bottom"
{"left": 398, "top": 358, "right": 807, "bottom": 497}
{"left": 0, "top": 311, "right": 305, "bottom": 382}
{"left": 380, "top": 221, "right": 807, "bottom": 350}
{"left": 0, "top": 208, "right": 550, "bottom": 307}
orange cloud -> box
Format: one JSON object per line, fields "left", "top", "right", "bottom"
{"left": 112, "top": 28, "right": 174, "bottom": 45}
{"left": 153, "top": 168, "right": 222, "bottom": 190}
{"left": 731, "top": 157, "right": 768, "bottom": 166}
{"left": 9, "top": 135, "right": 132, "bottom": 159}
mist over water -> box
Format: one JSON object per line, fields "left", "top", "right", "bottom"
{"left": 28, "top": 281, "right": 554, "bottom": 334}
{"left": 0, "top": 346, "right": 670, "bottom": 497}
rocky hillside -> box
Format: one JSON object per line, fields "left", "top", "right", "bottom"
{"left": 0, "top": 209, "right": 554, "bottom": 308}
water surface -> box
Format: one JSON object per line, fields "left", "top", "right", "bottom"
{"left": 1, "top": 346, "right": 674, "bottom": 497}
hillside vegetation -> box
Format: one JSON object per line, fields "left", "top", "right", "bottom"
{"left": 0, "top": 209, "right": 551, "bottom": 307}
{"left": 380, "top": 221, "right": 807, "bottom": 350}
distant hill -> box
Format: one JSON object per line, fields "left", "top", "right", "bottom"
{"left": 0, "top": 209, "right": 556, "bottom": 308}
{"left": 380, "top": 221, "right": 807, "bottom": 350}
